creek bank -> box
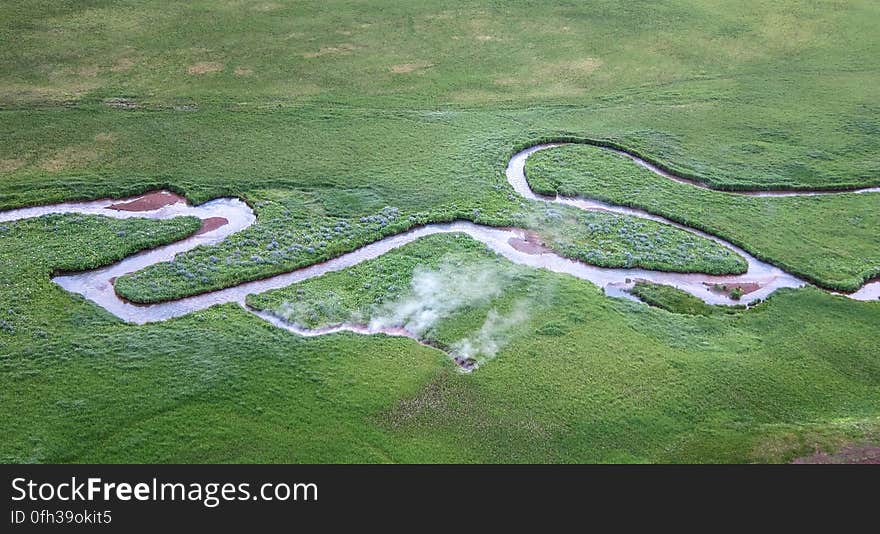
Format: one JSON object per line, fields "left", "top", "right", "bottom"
{"left": 1, "top": 141, "right": 876, "bottom": 368}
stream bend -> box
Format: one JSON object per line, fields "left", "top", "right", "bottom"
{"left": 0, "top": 142, "right": 877, "bottom": 366}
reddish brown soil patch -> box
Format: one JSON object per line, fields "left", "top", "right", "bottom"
{"left": 703, "top": 281, "right": 761, "bottom": 295}
{"left": 792, "top": 445, "right": 880, "bottom": 464}
{"left": 195, "top": 217, "right": 228, "bottom": 235}
{"left": 109, "top": 191, "right": 186, "bottom": 212}
{"left": 508, "top": 230, "right": 551, "bottom": 255}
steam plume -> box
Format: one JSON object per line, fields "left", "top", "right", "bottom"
{"left": 369, "top": 259, "right": 513, "bottom": 336}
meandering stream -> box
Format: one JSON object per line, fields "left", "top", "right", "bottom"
{"left": 1, "top": 142, "right": 877, "bottom": 367}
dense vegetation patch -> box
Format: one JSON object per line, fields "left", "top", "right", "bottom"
{"left": 247, "top": 234, "right": 508, "bottom": 329}
{"left": 627, "top": 281, "right": 744, "bottom": 316}
{"left": 248, "top": 233, "right": 557, "bottom": 365}
{"left": 114, "top": 192, "right": 744, "bottom": 303}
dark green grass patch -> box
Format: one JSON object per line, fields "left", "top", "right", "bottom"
{"left": 627, "top": 281, "right": 744, "bottom": 317}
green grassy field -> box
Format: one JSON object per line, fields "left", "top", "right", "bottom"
{"left": 2, "top": 225, "right": 879, "bottom": 462}
{"left": 526, "top": 144, "right": 880, "bottom": 291}
{"left": 1, "top": 0, "right": 879, "bottom": 463}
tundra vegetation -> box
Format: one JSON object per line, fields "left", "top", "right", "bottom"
{"left": 1, "top": 0, "right": 879, "bottom": 463}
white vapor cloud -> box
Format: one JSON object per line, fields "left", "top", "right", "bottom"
{"left": 369, "top": 259, "right": 513, "bottom": 336}
{"left": 452, "top": 300, "right": 530, "bottom": 364}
